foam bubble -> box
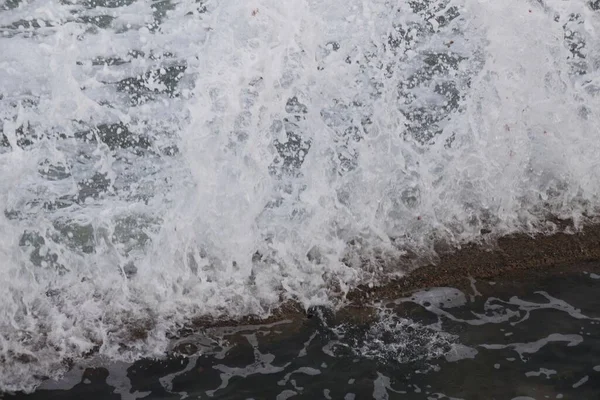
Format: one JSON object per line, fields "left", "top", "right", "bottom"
{"left": 334, "top": 309, "right": 456, "bottom": 364}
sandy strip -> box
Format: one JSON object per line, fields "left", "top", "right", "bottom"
{"left": 185, "top": 223, "right": 600, "bottom": 331}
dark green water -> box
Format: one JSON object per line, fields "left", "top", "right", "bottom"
{"left": 8, "top": 266, "right": 600, "bottom": 400}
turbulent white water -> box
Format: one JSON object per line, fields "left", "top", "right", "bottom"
{"left": 1, "top": 0, "right": 600, "bottom": 392}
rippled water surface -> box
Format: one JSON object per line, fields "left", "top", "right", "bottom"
{"left": 2, "top": 0, "right": 600, "bottom": 392}
{"left": 10, "top": 268, "right": 600, "bottom": 399}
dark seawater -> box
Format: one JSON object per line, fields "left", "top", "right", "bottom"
{"left": 8, "top": 267, "right": 600, "bottom": 400}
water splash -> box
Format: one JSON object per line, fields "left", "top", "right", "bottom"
{"left": 2, "top": 0, "right": 600, "bottom": 392}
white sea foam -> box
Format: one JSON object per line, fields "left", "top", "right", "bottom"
{"left": 2, "top": 0, "right": 600, "bottom": 392}
{"left": 480, "top": 333, "right": 583, "bottom": 361}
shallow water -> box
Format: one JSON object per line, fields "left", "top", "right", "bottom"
{"left": 8, "top": 269, "right": 600, "bottom": 399}
{"left": 3, "top": 0, "right": 600, "bottom": 391}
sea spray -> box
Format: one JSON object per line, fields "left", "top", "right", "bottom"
{"left": 1, "top": 0, "right": 600, "bottom": 392}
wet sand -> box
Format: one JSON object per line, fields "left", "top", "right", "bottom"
{"left": 349, "top": 222, "right": 600, "bottom": 303}
{"left": 189, "top": 222, "right": 600, "bottom": 330}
